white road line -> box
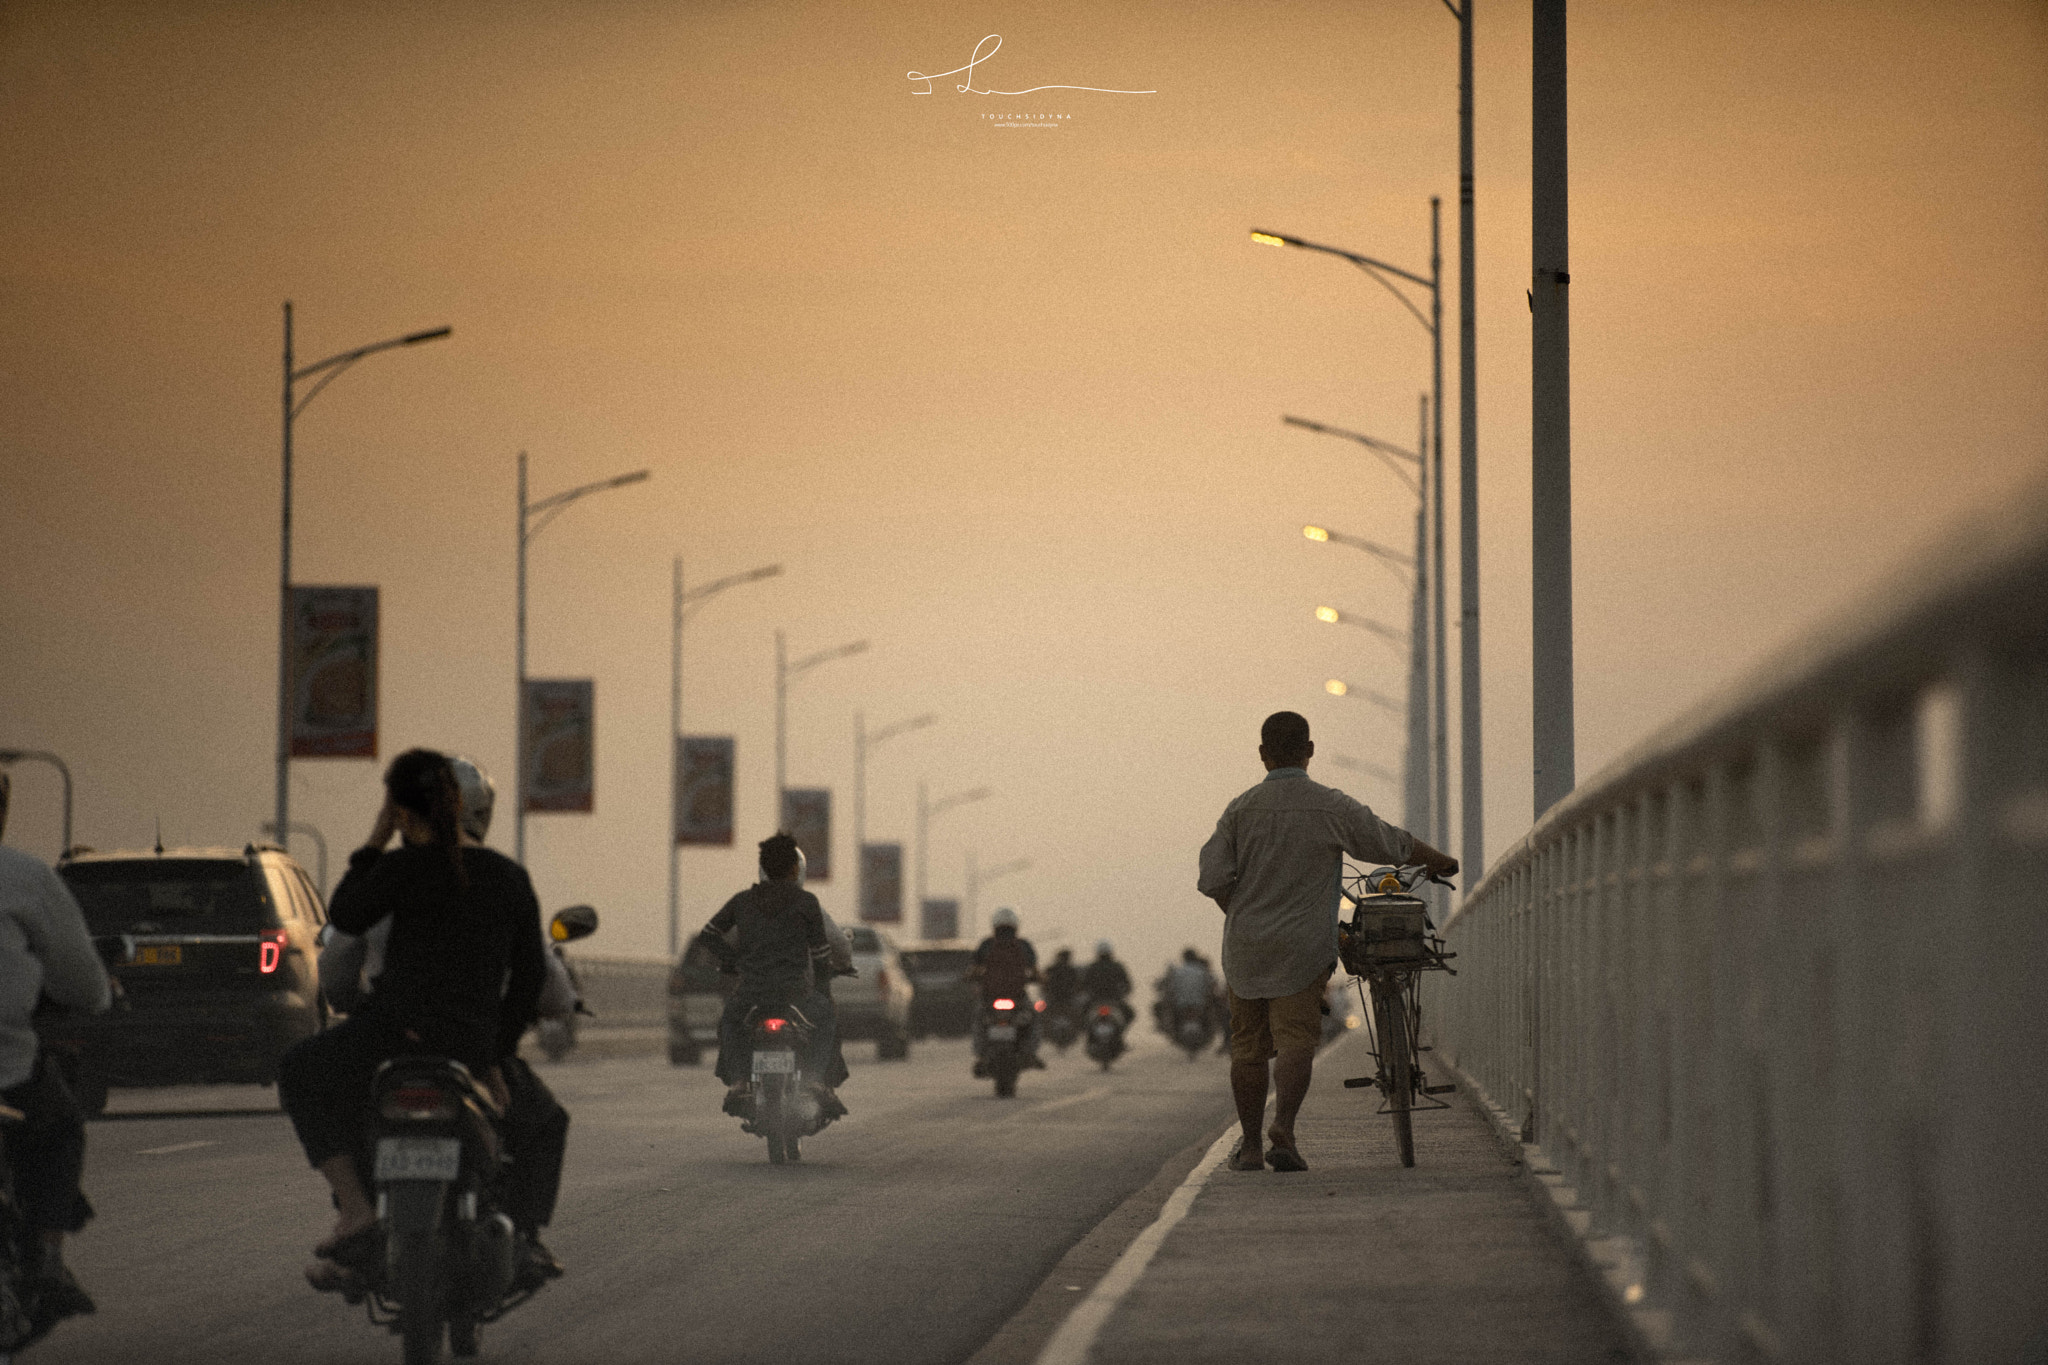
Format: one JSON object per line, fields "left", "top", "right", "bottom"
{"left": 1031, "top": 1086, "right": 1111, "bottom": 1116}
{"left": 136, "top": 1140, "right": 216, "bottom": 1156}
{"left": 1032, "top": 1123, "right": 1239, "bottom": 1365}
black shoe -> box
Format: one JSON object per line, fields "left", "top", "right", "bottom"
{"left": 971, "top": 1059, "right": 988, "bottom": 1078}
{"left": 513, "top": 1233, "right": 564, "bottom": 1291}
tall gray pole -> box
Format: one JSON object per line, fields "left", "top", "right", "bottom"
{"left": 277, "top": 303, "right": 294, "bottom": 851}
{"left": 668, "top": 555, "right": 683, "bottom": 957}
{"left": 773, "top": 630, "right": 787, "bottom": 821}
{"left": 854, "top": 711, "right": 867, "bottom": 915}
{"left": 1430, "top": 198, "right": 1448, "bottom": 853}
{"left": 1531, "top": 0, "right": 1574, "bottom": 816}
{"left": 1404, "top": 441, "right": 1431, "bottom": 844}
{"left": 1456, "top": 0, "right": 1484, "bottom": 880}
{"left": 964, "top": 847, "right": 978, "bottom": 927}
{"left": 914, "top": 779, "right": 928, "bottom": 917}
{"left": 515, "top": 451, "right": 529, "bottom": 863}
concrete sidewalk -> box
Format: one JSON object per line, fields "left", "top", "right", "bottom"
{"left": 1078, "top": 1029, "right": 1635, "bottom": 1365}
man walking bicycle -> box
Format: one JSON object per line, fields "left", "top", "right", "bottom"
{"left": 1196, "top": 712, "right": 1456, "bottom": 1171}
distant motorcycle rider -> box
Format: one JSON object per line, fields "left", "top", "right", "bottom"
{"left": 1042, "top": 948, "right": 1079, "bottom": 1012}
{"left": 0, "top": 771, "right": 110, "bottom": 1335}
{"left": 1080, "top": 940, "right": 1134, "bottom": 1027}
{"left": 698, "top": 834, "right": 845, "bottom": 1116}
{"left": 968, "top": 908, "right": 1044, "bottom": 1074}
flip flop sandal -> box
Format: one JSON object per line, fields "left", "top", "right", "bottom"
{"left": 1265, "top": 1140, "right": 1308, "bottom": 1172}
{"left": 1227, "top": 1139, "right": 1267, "bottom": 1171}
{"left": 322, "top": 1224, "right": 384, "bottom": 1282}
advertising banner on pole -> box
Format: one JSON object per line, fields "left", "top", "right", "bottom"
{"left": 920, "top": 897, "right": 959, "bottom": 942}
{"left": 780, "top": 788, "right": 831, "bottom": 882}
{"left": 675, "top": 736, "right": 735, "bottom": 846}
{"left": 859, "top": 842, "right": 903, "bottom": 923}
{"left": 288, "top": 586, "right": 378, "bottom": 758}
{"left": 521, "top": 678, "right": 594, "bottom": 813}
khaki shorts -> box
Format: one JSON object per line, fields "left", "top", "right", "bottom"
{"left": 1227, "top": 969, "right": 1331, "bottom": 1065}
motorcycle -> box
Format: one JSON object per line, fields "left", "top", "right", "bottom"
{"left": 978, "top": 996, "right": 1035, "bottom": 1098}
{"left": 1041, "top": 998, "right": 1080, "bottom": 1053}
{"left": 1169, "top": 1001, "right": 1215, "bottom": 1060}
{"left": 1084, "top": 1001, "right": 1128, "bottom": 1071}
{"left": 534, "top": 905, "right": 597, "bottom": 1063}
{"left": 363, "top": 1055, "right": 524, "bottom": 1365}
{"left": 728, "top": 1005, "right": 837, "bottom": 1164}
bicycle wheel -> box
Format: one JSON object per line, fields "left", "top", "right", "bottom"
{"left": 1371, "top": 976, "right": 1416, "bottom": 1167}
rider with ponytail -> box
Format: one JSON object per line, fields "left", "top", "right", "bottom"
{"left": 278, "top": 747, "right": 547, "bottom": 1292}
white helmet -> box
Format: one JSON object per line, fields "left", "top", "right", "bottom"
{"left": 1096, "top": 939, "right": 1114, "bottom": 957}
{"left": 992, "top": 907, "right": 1019, "bottom": 931}
{"left": 448, "top": 755, "right": 495, "bottom": 842}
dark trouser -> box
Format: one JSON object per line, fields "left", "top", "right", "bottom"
{"left": 278, "top": 1012, "right": 491, "bottom": 1170}
{"left": 497, "top": 1056, "right": 568, "bottom": 1232}
{"left": 714, "top": 992, "right": 839, "bottom": 1087}
{"left": 3, "top": 1051, "right": 92, "bottom": 1234}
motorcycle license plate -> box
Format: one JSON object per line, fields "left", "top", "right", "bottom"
{"left": 375, "top": 1136, "right": 460, "bottom": 1182}
{"left": 986, "top": 1026, "right": 1017, "bottom": 1041}
{"left": 137, "top": 945, "right": 182, "bottom": 966}
{"left": 752, "top": 1049, "right": 796, "bottom": 1076}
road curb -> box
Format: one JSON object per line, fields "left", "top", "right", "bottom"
{"left": 963, "top": 1117, "right": 1233, "bottom": 1365}
{"left": 1445, "top": 1056, "right": 1701, "bottom": 1365}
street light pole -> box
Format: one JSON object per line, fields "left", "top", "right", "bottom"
{"left": 277, "top": 304, "right": 450, "bottom": 849}
{"left": 0, "top": 750, "right": 73, "bottom": 854}
{"left": 773, "top": 633, "right": 871, "bottom": 824}
{"left": 965, "top": 854, "right": 1030, "bottom": 928}
{"left": 515, "top": 454, "right": 652, "bottom": 863}
{"left": 915, "top": 782, "right": 991, "bottom": 927}
{"left": 854, "top": 711, "right": 937, "bottom": 917}
{"left": 1532, "top": 0, "right": 1574, "bottom": 816}
{"left": 668, "top": 557, "right": 783, "bottom": 955}
{"left": 1454, "top": 0, "right": 1484, "bottom": 885}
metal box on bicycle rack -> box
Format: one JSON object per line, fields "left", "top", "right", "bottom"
{"left": 1340, "top": 894, "right": 1431, "bottom": 973}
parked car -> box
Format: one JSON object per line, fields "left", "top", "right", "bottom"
{"left": 666, "top": 938, "right": 731, "bottom": 1066}
{"left": 47, "top": 844, "right": 328, "bottom": 1113}
{"left": 834, "top": 925, "right": 914, "bottom": 1059}
{"left": 899, "top": 941, "right": 977, "bottom": 1039}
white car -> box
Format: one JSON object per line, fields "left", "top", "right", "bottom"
{"left": 833, "top": 924, "right": 914, "bottom": 1059}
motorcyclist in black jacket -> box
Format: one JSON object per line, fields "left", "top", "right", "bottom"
{"left": 1080, "top": 940, "right": 1135, "bottom": 1028}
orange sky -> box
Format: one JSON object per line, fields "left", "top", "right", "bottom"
{"left": 3, "top": 0, "right": 2044, "bottom": 968}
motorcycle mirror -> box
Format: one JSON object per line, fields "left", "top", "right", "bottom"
{"left": 550, "top": 904, "right": 600, "bottom": 943}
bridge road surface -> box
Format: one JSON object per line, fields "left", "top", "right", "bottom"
{"left": 41, "top": 1032, "right": 1233, "bottom": 1364}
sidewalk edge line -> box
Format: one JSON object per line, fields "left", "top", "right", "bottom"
{"left": 1030, "top": 1122, "right": 1240, "bottom": 1365}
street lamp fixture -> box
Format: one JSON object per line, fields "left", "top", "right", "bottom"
{"left": 1302, "top": 525, "right": 1412, "bottom": 579}
{"left": 855, "top": 711, "right": 939, "bottom": 920}
{"left": 774, "top": 634, "right": 870, "bottom": 808}
{"left": 1315, "top": 606, "right": 1405, "bottom": 652}
{"left": 964, "top": 852, "right": 1031, "bottom": 927}
{"left": 667, "top": 557, "right": 784, "bottom": 955}
{"left": 1326, "top": 679, "right": 1403, "bottom": 716}
{"left": 516, "top": 453, "right": 652, "bottom": 863}
{"left": 276, "top": 306, "right": 451, "bottom": 849}
{"left": 916, "top": 782, "right": 991, "bottom": 916}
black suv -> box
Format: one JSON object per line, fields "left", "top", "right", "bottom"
{"left": 46, "top": 844, "right": 328, "bottom": 1112}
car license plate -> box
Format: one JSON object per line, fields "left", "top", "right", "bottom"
{"left": 137, "top": 944, "right": 182, "bottom": 966}
{"left": 374, "top": 1136, "right": 460, "bottom": 1182}
{"left": 987, "top": 1025, "right": 1017, "bottom": 1041}
{"left": 752, "top": 1049, "right": 795, "bottom": 1076}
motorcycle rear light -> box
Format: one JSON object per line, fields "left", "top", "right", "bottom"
{"left": 1096, "top": 1005, "right": 1114, "bottom": 1018}
{"left": 1034, "top": 999, "right": 1046, "bottom": 1012}
{"left": 259, "top": 928, "right": 287, "bottom": 974}
{"left": 763, "top": 1017, "right": 788, "bottom": 1032}
{"left": 992, "top": 998, "right": 1016, "bottom": 1011}
{"left": 380, "top": 1085, "right": 457, "bottom": 1122}
{"left": 875, "top": 967, "right": 889, "bottom": 994}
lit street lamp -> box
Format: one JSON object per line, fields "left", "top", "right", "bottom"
{"left": 774, "top": 634, "right": 870, "bottom": 811}
{"left": 915, "top": 782, "right": 990, "bottom": 918}
{"left": 276, "top": 306, "right": 450, "bottom": 847}
{"left": 1257, "top": 207, "right": 1447, "bottom": 853}
{"left": 1314, "top": 605, "right": 1405, "bottom": 654}
{"left": 0, "top": 749, "right": 72, "bottom": 854}
{"left": 516, "top": 454, "right": 651, "bottom": 863}
{"left": 855, "top": 711, "right": 938, "bottom": 918}
{"left": 667, "top": 557, "right": 783, "bottom": 955}
{"left": 1325, "top": 679, "right": 1403, "bottom": 716}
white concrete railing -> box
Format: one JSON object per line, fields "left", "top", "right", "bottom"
{"left": 1430, "top": 470, "right": 2048, "bottom": 1365}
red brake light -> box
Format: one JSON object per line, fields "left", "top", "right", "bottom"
{"left": 992, "top": 998, "right": 1016, "bottom": 1011}
{"left": 380, "top": 1084, "right": 457, "bottom": 1122}
{"left": 1096, "top": 1005, "right": 1114, "bottom": 1018}
{"left": 1034, "top": 999, "right": 1046, "bottom": 1012}
{"left": 763, "top": 1017, "right": 788, "bottom": 1032}
{"left": 259, "top": 928, "right": 287, "bottom": 974}
{"left": 875, "top": 967, "right": 889, "bottom": 993}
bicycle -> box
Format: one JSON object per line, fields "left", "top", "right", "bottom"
{"left": 1337, "top": 863, "right": 1458, "bottom": 1167}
